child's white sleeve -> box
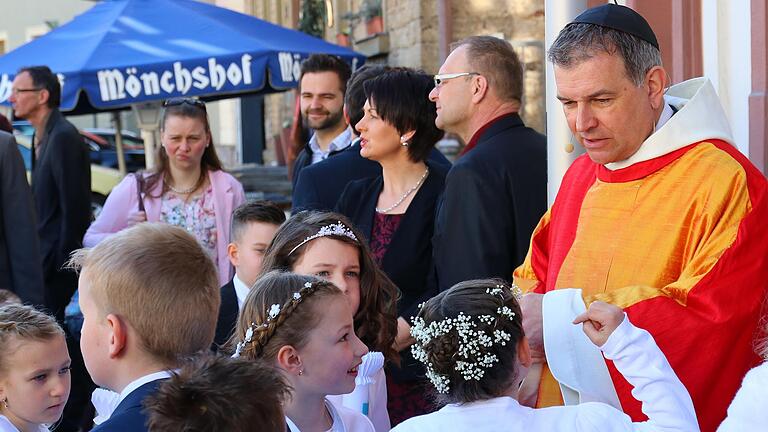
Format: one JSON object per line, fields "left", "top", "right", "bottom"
{"left": 368, "top": 368, "right": 391, "bottom": 432}
{"left": 600, "top": 314, "right": 700, "bottom": 432}
{"left": 717, "top": 362, "right": 768, "bottom": 432}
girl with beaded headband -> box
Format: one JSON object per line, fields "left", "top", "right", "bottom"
{"left": 259, "top": 211, "right": 398, "bottom": 431}
{"left": 231, "top": 271, "right": 373, "bottom": 432}
{"left": 392, "top": 279, "right": 699, "bottom": 432}
{"left": 0, "top": 304, "right": 71, "bottom": 432}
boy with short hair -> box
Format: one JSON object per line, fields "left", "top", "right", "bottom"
{"left": 0, "top": 289, "right": 21, "bottom": 306}
{"left": 145, "top": 355, "right": 290, "bottom": 432}
{"left": 69, "top": 223, "right": 220, "bottom": 432}
{"left": 213, "top": 201, "right": 285, "bottom": 349}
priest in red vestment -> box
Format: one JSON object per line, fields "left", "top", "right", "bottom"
{"left": 513, "top": 5, "right": 768, "bottom": 432}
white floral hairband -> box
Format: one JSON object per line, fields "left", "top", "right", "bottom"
{"left": 409, "top": 283, "right": 520, "bottom": 393}
{"left": 288, "top": 222, "right": 358, "bottom": 256}
{"left": 232, "top": 281, "right": 311, "bottom": 358}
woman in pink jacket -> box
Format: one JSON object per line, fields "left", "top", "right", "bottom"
{"left": 84, "top": 98, "right": 245, "bottom": 285}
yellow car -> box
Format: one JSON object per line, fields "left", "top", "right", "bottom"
{"left": 12, "top": 121, "right": 144, "bottom": 218}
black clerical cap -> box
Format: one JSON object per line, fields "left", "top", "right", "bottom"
{"left": 571, "top": 4, "right": 659, "bottom": 49}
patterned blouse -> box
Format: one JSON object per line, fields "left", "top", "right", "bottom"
{"left": 160, "top": 185, "right": 218, "bottom": 264}
{"left": 370, "top": 212, "right": 404, "bottom": 265}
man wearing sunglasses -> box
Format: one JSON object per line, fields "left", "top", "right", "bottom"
{"left": 429, "top": 35, "right": 547, "bottom": 293}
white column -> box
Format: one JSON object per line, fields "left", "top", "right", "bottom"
{"left": 544, "top": 0, "right": 588, "bottom": 205}
{"left": 701, "top": 0, "right": 752, "bottom": 156}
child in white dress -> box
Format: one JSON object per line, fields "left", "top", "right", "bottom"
{"left": 717, "top": 322, "right": 768, "bottom": 431}
{"left": 231, "top": 271, "right": 374, "bottom": 432}
{"left": 392, "top": 279, "right": 699, "bottom": 432}
{"left": 0, "top": 304, "right": 70, "bottom": 432}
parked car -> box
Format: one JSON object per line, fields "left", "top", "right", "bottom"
{"left": 12, "top": 121, "right": 146, "bottom": 218}
{"left": 84, "top": 128, "right": 145, "bottom": 150}
{"left": 81, "top": 128, "right": 146, "bottom": 173}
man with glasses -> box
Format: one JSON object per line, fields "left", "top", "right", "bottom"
{"left": 9, "top": 65, "right": 91, "bottom": 432}
{"left": 429, "top": 35, "right": 547, "bottom": 292}
{"left": 9, "top": 66, "right": 90, "bottom": 321}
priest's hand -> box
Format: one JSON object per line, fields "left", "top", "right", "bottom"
{"left": 520, "top": 293, "right": 545, "bottom": 362}
{"left": 572, "top": 301, "right": 625, "bottom": 347}
{"left": 393, "top": 317, "right": 415, "bottom": 352}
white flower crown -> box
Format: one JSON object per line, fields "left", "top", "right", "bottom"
{"left": 409, "top": 284, "right": 521, "bottom": 394}
{"left": 232, "top": 281, "right": 312, "bottom": 358}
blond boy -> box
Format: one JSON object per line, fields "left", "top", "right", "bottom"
{"left": 69, "top": 223, "right": 220, "bottom": 432}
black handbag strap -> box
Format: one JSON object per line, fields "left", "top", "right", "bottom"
{"left": 134, "top": 173, "right": 145, "bottom": 212}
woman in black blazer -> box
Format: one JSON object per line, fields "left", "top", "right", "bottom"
{"left": 335, "top": 68, "right": 446, "bottom": 426}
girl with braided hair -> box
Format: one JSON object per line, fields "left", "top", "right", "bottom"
{"left": 0, "top": 304, "right": 70, "bottom": 432}
{"left": 231, "top": 271, "right": 373, "bottom": 432}
{"left": 392, "top": 279, "right": 699, "bottom": 432}
{"left": 260, "top": 211, "right": 398, "bottom": 431}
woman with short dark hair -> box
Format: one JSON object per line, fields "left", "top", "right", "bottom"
{"left": 335, "top": 68, "right": 446, "bottom": 426}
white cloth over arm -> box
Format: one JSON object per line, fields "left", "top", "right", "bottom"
{"left": 326, "top": 363, "right": 389, "bottom": 431}
{"left": 542, "top": 288, "right": 621, "bottom": 408}
{"left": 717, "top": 361, "right": 768, "bottom": 431}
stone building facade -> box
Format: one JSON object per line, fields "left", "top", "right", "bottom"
{"left": 217, "top": 0, "right": 546, "bottom": 164}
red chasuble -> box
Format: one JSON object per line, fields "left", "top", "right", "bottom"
{"left": 514, "top": 140, "right": 768, "bottom": 432}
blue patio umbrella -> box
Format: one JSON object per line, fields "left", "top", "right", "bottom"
{"left": 0, "top": 0, "right": 365, "bottom": 114}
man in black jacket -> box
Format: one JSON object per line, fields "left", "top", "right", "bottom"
{"left": 429, "top": 36, "right": 547, "bottom": 291}
{"left": 0, "top": 128, "right": 44, "bottom": 306}
{"left": 10, "top": 66, "right": 90, "bottom": 321}
{"left": 291, "top": 54, "right": 353, "bottom": 189}
{"left": 10, "top": 65, "right": 92, "bottom": 432}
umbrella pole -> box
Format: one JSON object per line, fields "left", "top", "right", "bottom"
{"left": 112, "top": 112, "right": 127, "bottom": 176}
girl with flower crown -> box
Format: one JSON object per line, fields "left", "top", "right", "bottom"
{"left": 259, "top": 211, "right": 398, "bottom": 432}
{"left": 392, "top": 279, "right": 699, "bottom": 432}
{"left": 231, "top": 271, "right": 373, "bottom": 432}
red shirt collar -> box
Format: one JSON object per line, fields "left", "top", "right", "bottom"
{"left": 459, "top": 113, "right": 516, "bottom": 157}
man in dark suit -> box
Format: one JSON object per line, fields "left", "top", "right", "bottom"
{"left": 429, "top": 36, "right": 547, "bottom": 291}
{"left": 292, "top": 65, "right": 451, "bottom": 213}
{"left": 291, "top": 54, "right": 353, "bottom": 189}
{"left": 213, "top": 201, "right": 285, "bottom": 350}
{"left": 9, "top": 66, "right": 91, "bottom": 321}
{"left": 11, "top": 66, "right": 91, "bottom": 432}
{"left": 0, "top": 128, "right": 44, "bottom": 305}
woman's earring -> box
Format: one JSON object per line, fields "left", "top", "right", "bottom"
{"left": 298, "top": 369, "right": 304, "bottom": 376}
{"left": 400, "top": 136, "right": 409, "bottom": 147}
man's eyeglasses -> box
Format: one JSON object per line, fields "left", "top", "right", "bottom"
{"left": 433, "top": 72, "right": 480, "bottom": 88}
{"left": 11, "top": 88, "right": 43, "bottom": 95}
{"left": 163, "top": 97, "right": 206, "bottom": 111}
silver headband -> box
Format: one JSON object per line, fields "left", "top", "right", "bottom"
{"left": 287, "top": 222, "right": 358, "bottom": 256}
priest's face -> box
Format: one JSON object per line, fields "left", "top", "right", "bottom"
{"left": 554, "top": 51, "right": 657, "bottom": 165}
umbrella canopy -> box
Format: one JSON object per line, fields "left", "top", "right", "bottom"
{"left": 0, "top": 0, "right": 365, "bottom": 114}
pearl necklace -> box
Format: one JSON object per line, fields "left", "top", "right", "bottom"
{"left": 166, "top": 174, "right": 200, "bottom": 195}
{"left": 375, "top": 167, "right": 430, "bottom": 214}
